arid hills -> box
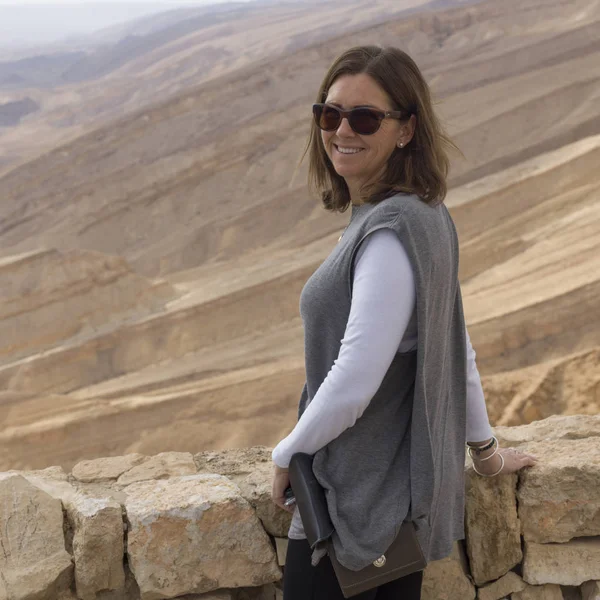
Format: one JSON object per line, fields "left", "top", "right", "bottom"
{"left": 0, "top": 0, "right": 440, "bottom": 176}
{"left": 0, "top": 0, "right": 598, "bottom": 471}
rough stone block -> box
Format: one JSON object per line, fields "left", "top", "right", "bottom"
{"left": 237, "top": 462, "right": 293, "bottom": 537}
{"left": 237, "top": 584, "right": 278, "bottom": 600}
{"left": 422, "top": 542, "right": 476, "bottom": 600}
{"left": 72, "top": 454, "right": 147, "bottom": 483}
{"left": 0, "top": 474, "right": 73, "bottom": 600}
{"left": 582, "top": 581, "right": 600, "bottom": 600}
{"left": 494, "top": 415, "right": 600, "bottom": 447}
{"left": 511, "top": 584, "right": 563, "bottom": 599}
{"left": 12, "top": 467, "right": 126, "bottom": 599}
{"left": 517, "top": 438, "right": 600, "bottom": 543}
{"left": 465, "top": 468, "right": 522, "bottom": 585}
{"left": 274, "top": 538, "right": 288, "bottom": 566}
{"left": 125, "top": 473, "right": 281, "bottom": 599}
{"left": 117, "top": 451, "right": 197, "bottom": 485}
{"left": 176, "top": 592, "right": 235, "bottom": 600}
{"left": 195, "top": 447, "right": 292, "bottom": 537}
{"left": 68, "top": 493, "right": 125, "bottom": 600}
{"left": 523, "top": 538, "right": 600, "bottom": 586}
{"left": 478, "top": 571, "right": 527, "bottom": 600}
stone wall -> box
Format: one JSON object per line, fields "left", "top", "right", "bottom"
{"left": 1, "top": 415, "right": 599, "bottom": 600}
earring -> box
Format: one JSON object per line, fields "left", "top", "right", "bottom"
{"left": 397, "top": 142, "right": 404, "bottom": 148}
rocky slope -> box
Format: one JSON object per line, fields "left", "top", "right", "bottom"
{"left": 0, "top": 0, "right": 440, "bottom": 176}
{"left": 0, "top": 0, "right": 598, "bottom": 470}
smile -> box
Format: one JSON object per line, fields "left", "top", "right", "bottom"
{"left": 334, "top": 144, "right": 365, "bottom": 155}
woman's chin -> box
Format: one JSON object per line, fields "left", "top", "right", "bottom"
{"left": 332, "top": 164, "right": 362, "bottom": 179}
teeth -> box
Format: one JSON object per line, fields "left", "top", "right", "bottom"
{"left": 336, "top": 146, "right": 363, "bottom": 154}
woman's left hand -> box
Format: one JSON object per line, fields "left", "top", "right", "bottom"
{"left": 472, "top": 446, "right": 537, "bottom": 476}
{"left": 496, "top": 447, "right": 538, "bottom": 474}
{"left": 271, "top": 464, "right": 295, "bottom": 513}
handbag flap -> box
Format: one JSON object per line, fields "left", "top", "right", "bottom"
{"left": 329, "top": 521, "right": 426, "bottom": 598}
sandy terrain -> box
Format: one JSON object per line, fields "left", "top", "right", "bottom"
{"left": 0, "top": 0, "right": 598, "bottom": 470}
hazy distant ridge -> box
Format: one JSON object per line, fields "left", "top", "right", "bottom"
{"left": 0, "top": 3, "right": 260, "bottom": 89}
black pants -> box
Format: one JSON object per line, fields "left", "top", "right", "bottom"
{"left": 283, "top": 538, "right": 423, "bottom": 600}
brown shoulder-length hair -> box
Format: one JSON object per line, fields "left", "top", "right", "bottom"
{"left": 306, "top": 45, "right": 459, "bottom": 212}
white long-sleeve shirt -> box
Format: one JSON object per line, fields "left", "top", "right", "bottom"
{"left": 272, "top": 228, "right": 493, "bottom": 468}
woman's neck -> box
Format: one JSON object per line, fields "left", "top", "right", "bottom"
{"left": 347, "top": 183, "right": 364, "bottom": 206}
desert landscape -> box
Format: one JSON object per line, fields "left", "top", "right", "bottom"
{"left": 0, "top": 0, "right": 598, "bottom": 471}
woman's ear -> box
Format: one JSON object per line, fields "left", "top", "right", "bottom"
{"left": 397, "top": 114, "right": 417, "bottom": 147}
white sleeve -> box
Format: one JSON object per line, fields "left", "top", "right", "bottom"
{"left": 272, "top": 228, "right": 416, "bottom": 468}
{"left": 465, "top": 327, "right": 494, "bottom": 442}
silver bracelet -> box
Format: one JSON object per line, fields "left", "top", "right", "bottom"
{"left": 467, "top": 435, "right": 497, "bottom": 456}
{"left": 472, "top": 452, "right": 505, "bottom": 478}
{"left": 468, "top": 443, "right": 499, "bottom": 462}
{"left": 467, "top": 435, "right": 497, "bottom": 452}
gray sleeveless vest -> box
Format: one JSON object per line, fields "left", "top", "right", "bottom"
{"left": 290, "top": 193, "right": 468, "bottom": 571}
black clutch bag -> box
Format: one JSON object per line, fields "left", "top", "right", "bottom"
{"left": 288, "top": 452, "right": 426, "bottom": 599}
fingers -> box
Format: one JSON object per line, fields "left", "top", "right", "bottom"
{"left": 519, "top": 454, "right": 538, "bottom": 468}
{"left": 499, "top": 448, "right": 538, "bottom": 473}
{"left": 271, "top": 490, "right": 295, "bottom": 513}
{"left": 272, "top": 496, "right": 295, "bottom": 513}
{"left": 271, "top": 473, "right": 295, "bottom": 513}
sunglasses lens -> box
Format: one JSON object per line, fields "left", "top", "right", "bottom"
{"left": 349, "top": 108, "right": 382, "bottom": 135}
{"left": 313, "top": 104, "right": 341, "bottom": 131}
{"left": 313, "top": 105, "right": 384, "bottom": 134}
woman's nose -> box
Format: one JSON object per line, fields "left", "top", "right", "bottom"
{"left": 336, "top": 117, "right": 355, "bottom": 137}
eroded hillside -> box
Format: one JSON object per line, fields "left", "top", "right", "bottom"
{"left": 0, "top": 0, "right": 598, "bottom": 470}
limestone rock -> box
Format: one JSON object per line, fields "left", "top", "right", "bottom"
{"left": 175, "top": 593, "right": 234, "bottom": 600}
{"left": 194, "top": 446, "right": 272, "bottom": 479}
{"left": 582, "top": 581, "right": 600, "bottom": 600}
{"left": 11, "top": 469, "right": 126, "bottom": 600}
{"left": 72, "top": 454, "right": 147, "bottom": 483}
{"left": 117, "top": 451, "right": 197, "bottom": 485}
{"left": 465, "top": 468, "right": 522, "bottom": 585}
{"left": 91, "top": 562, "right": 140, "bottom": 600}
{"left": 517, "top": 438, "right": 600, "bottom": 543}
{"left": 236, "top": 584, "right": 278, "bottom": 600}
{"left": 195, "top": 447, "right": 292, "bottom": 537}
{"left": 15, "top": 470, "right": 78, "bottom": 503}
{"left": 71, "top": 481, "right": 128, "bottom": 506}
{"left": 68, "top": 493, "right": 125, "bottom": 600}
{"left": 494, "top": 415, "right": 600, "bottom": 447}
{"left": 421, "top": 542, "right": 476, "bottom": 600}
{"left": 125, "top": 473, "right": 281, "bottom": 599}
{"left": 171, "top": 587, "right": 278, "bottom": 600}
{"left": 478, "top": 572, "right": 527, "bottom": 600}
{"left": 511, "top": 584, "right": 563, "bottom": 599}
{"left": 0, "top": 474, "right": 73, "bottom": 600}
{"left": 7, "top": 465, "right": 69, "bottom": 481}
{"left": 236, "top": 462, "right": 293, "bottom": 537}
{"left": 274, "top": 538, "right": 288, "bottom": 566}
{"left": 523, "top": 538, "right": 600, "bottom": 586}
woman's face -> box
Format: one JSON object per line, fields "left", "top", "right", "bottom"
{"left": 321, "top": 73, "right": 409, "bottom": 195}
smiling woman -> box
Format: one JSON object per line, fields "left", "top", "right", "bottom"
{"left": 317, "top": 72, "right": 416, "bottom": 204}
{"left": 271, "top": 45, "right": 537, "bottom": 600}
{"left": 306, "top": 45, "right": 458, "bottom": 211}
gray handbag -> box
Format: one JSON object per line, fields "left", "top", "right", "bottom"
{"left": 288, "top": 452, "right": 426, "bottom": 598}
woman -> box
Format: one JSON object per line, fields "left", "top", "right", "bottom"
{"left": 270, "top": 46, "right": 536, "bottom": 600}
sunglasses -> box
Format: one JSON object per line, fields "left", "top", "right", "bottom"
{"left": 312, "top": 103, "right": 409, "bottom": 136}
